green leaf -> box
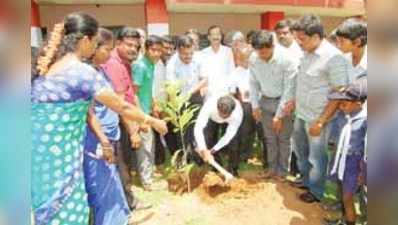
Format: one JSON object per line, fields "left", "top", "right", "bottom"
{"left": 181, "top": 163, "right": 195, "bottom": 175}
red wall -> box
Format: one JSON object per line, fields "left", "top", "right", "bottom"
{"left": 261, "top": 11, "right": 284, "bottom": 30}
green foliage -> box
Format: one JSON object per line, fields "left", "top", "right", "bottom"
{"left": 159, "top": 80, "right": 199, "bottom": 169}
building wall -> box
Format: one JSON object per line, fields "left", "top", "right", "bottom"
{"left": 38, "top": 4, "right": 345, "bottom": 35}
{"left": 288, "top": 15, "right": 346, "bottom": 33}
{"left": 169, "top": 13, "right": 344, "bottom": 35}
{"left": 169, "top": 13, "right": 261, "bottom": 35}
{"left": 39, "top": 4, "right": 146, "bottom": 30}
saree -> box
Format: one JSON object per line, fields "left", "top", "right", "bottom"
{"left": 82, "top": 71, "right": 129, "bottom": 225}
{"left": 31, "top": 100, "right": 90, "bottom": 225}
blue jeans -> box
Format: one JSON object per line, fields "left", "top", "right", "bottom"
{"left": 293, "top": 118, "right": 329, "bottom": 200}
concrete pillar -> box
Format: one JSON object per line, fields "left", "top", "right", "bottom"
{"left": 31, "top": 0, "right": 43, "bottom": 47}
{"left": 145, "top": 0, "right": 169, "bottom": 36}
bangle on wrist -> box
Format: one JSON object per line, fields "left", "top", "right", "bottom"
{"left": 143, "top": 115, "right": 149, "bottom": 124}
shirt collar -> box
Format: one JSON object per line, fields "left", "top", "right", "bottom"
{"left": 142, "top": 55, "right": 155, "bottom": 68}
{"left": 111, "top": 49, "right": 130, "bottom": 67}
{"left": 206, "top": 45, "right": 226, "bottom": 54}
{"left": 269, "top": 46, "right": 284, "bottom": 63}
{"left": 260, "top": 48, "right": 278, "bottom": 64}
{"left": 314, "top": 39, "right": 330, "bottom": 56}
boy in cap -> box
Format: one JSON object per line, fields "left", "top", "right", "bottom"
{"left": 326, "top": 76, "right": 367, "bottom": 225}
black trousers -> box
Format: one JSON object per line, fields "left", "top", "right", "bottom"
{"left": 290, "top": 151, "right": 300, "bottom": 176}
{"left": 255, "top": 121, "right": 269, "bottom": 169}
{"left": 238, "top": 102, "right": 257, "bottom": 162}
{"left": 154, "top": 122, "right": 181, "bottom": 165}
{"left": 117, "top": 123, "right": 138, "bottom": 210}
{"left": 193, "top": 120, "right": 240, "bottom": 173}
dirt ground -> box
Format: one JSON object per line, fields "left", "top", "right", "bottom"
{"left": 130, "top": 170, "right": 326, "bottom": 225}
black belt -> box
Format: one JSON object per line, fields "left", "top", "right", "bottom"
{"left": 261, "top": 95, "right": 281, "bottom": 100}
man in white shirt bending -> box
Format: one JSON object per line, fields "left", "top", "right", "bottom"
{"left": 194, "top": 95, "right": 243, "bottom": 176}
{"left": 199, "top": 25, "right": 235, "bottom": 99}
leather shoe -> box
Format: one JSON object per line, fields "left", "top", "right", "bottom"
{"left": 299, "top": 191, "right": 320, "bottom": 203}
{"left": 289, "top": 181, "right": 308, "bottom": 190}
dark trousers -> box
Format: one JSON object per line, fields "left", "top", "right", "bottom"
{"left": 154, "top": 122, "right": 181, "bottom": 165}
{"left": 193, "top": 120, "right": 240, "bottom": 173}
{"left": 154, "top": 92, "right": 204, "bottom": 165}
{"left": 255, "top": 121, "right": 268, "bottom": 169}
{"left": 290, "top": 151, "right": 300, "bottom": 176}
{"left": 289, "top": 117, "right": 300, "bottom": 176}
{"left": 117, "top": 123, "right": 138, "bottom": 210}
{"left": 238, "top": 102, "right": 256, "bottom": 162}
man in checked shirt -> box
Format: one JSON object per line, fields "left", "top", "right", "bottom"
{"left": 293, "top": 14, "right": 350, "bottom": 203}
{"left": 249, "top": 30, "right": 298, "bottom": 183}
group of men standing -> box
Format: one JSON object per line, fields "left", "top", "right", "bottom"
{"left": 103, "top": 14, "right": 367, "bottom": 218}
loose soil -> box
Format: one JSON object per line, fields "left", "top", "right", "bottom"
{"left": 130, "top": 170, "right": 326, "bottom": 225}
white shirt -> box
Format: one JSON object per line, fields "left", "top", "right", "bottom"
{"left": 199, "top": 45, "right": 235, "bottom": 98}
{"left": 194, "top": 96, "right": 243, "bottom": 152}
{"left": 282, "top": 40, "right": 303, "bottom": 65}
{"left": 166, "top": 53, "right": 201, "bottom": 95}
{"left": 228, "top": 66, "right": 251, "bottom": 103}
{"left": 153, "top": 60, "right": 167, "bottom": 101}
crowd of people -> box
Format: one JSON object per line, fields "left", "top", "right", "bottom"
{"left": 31, "top": 11, "right": 367, "bottom": 225}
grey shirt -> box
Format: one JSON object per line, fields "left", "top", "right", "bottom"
{"left": 249, "top": 46, "right": 298, "bottom": 118}
{"left": 295, "top": 40, "right": 350, "bottom": 122}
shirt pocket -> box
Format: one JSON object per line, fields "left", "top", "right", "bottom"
{"left": 305, "top": 88, "right": 328, "bottom": 116}
{"left": 306, "top": 57, "right": 328, "bottom": 77}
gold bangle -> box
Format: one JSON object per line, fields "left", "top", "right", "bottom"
{"left": 143, "top": 115, "right": 149, "bottom": 124}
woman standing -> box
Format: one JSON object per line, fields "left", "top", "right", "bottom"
{"left": 83, "top": 27, "right": 130, "bottom": 225}
{"left": 31, "top": 13, "right": 167, "bottom": 225}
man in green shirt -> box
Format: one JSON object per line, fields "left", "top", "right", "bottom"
{"left": 132, "top": 35, "right": 163, "bottom": 190}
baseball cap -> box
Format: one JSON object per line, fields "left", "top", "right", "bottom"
{"left": 328, "top": 73, "right": 367, "bottom": 101}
